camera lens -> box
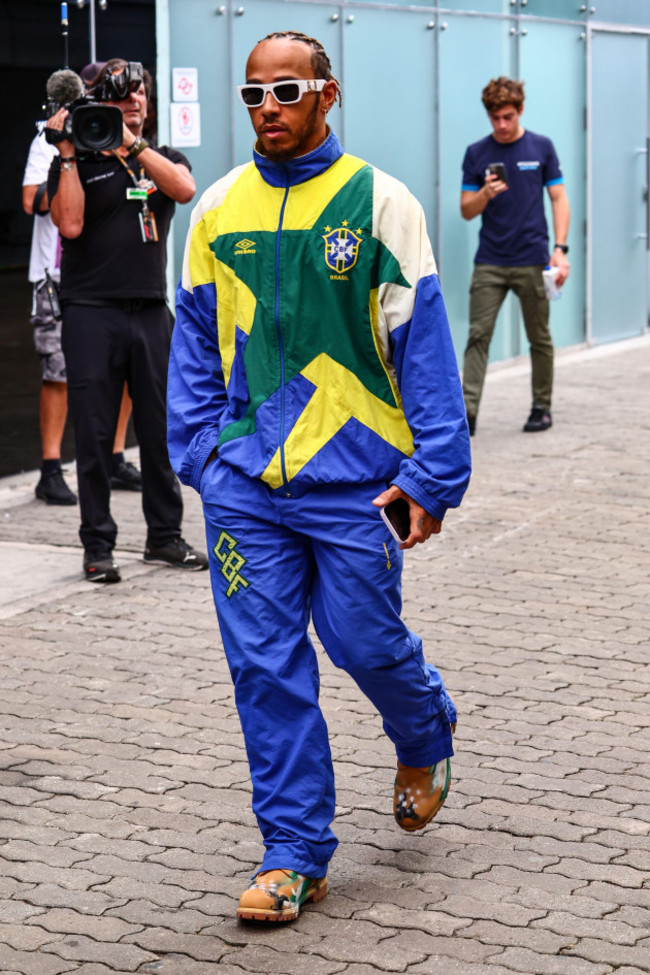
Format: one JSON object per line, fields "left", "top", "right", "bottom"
{"left": 72, "top": 104, "right": 123, "bottom": 151}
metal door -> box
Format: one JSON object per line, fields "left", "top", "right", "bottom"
{"left": 589, "top": 29, "right": 649, "bottom": 343}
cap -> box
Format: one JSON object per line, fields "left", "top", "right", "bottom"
{"left": 80, "top": 61, "right": 106, "bottom": 85}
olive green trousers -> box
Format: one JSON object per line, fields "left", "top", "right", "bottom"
{"left": 462, "top": 263, "right": 554, "bottom": 417}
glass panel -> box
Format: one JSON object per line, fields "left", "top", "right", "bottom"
{"left": 442, "top": 0, "right": 518, "bottom": 12}
{"left": 438, "top": 14, "right": 516, "bottom": 361}
{"left": 590, "top": 31, "right": 648, "bottom": 343}
{"left": 524, "top": 0, "right": 586, "bottom": 19}
{"left": 343, "top": 8, "right": 436, "bottom": 229}
{"left": 168, "top": 0, "right": 232, "bottom": 278}
{"left": 519, "top": 20, "right": 586, "bottom": 349}
{"left": 589, "top": 0, "right": 650, "bottom": 26}
{"left": 232, "top": 1, "right": 342, "bottom": 167}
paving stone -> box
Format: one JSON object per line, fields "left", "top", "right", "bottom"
{"left": 531, "top": 909, "right": 645, "bottom": 946}
{"left": 21, "top": 884, "right": 127, "bottom": 915}
{"left": 92, "top": 877, "right": 204, "bottom": 909}
{"left": 140, "top": 959, "right": 245, "bottom": 975}
{"left": 563, "top": 939, "right": 650, "bottom": 969}
{"left": 353, "top": 903, "right": 472, "bottom": 936}
{"left": 434, "top": 894, "right": 546, "bottom": 927}
{"left": 0, "top": 839, "right": 93, "bottom": 868}
{"left": 459, "top": 920, "right": 571, "bottom": 954}
{"left": 0, "top": 859, "right": 110, "bottom": 889}
{"left": 0, "top": 921, "right": 64, "bottom": 950}
{"left": 122, "top": 927, "right": 247, "bottom": 961}
{"left": 41, "top": 934, "right": 156, "bottom": 971}
{"left": 409, "top": 961, "right": 515, "bottom": 975}
{"left": 106, "top": 898, "right": 224, "bottom": 934}
{"left": 0, "top": 943, "right": 76, "bottom": 975}
{"left": 583, "top": 881, "right": 650, "bottom": 909}
{"left": 220, "top": 945, "right": 343, "bottom": 974}
{"left": 24, "top": 907, "right": 141, "bottom": 940}
{"left": 310, "top": 934, "right": 426, "bottom": 971}
{"left": 495, "top": 947, "right": 613, "bottom": 974}
{"left": 544, "top": 858, "right": 646, "bottom": 887}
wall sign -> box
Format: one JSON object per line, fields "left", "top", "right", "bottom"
{"left": 170, "top": 101, "right": 201, "bottom": 148}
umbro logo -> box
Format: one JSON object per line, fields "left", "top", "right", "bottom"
{"left": 235, "top": 238, "right": 256, "bottom": 255}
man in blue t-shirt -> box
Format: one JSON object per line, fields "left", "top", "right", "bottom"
{"left": 460, "top": 76, "right": 570, "bottom": 434}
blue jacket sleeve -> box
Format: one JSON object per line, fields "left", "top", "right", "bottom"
{"left": 373, "top": 169, "right": 471, "bottom": 520}
{"left": 390, "top": 274, "right": 472, "bottom": 521}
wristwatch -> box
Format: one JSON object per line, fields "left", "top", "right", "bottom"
{"left": 130, "top": 136, "right": 149, "bottom": 156}
{"left": 554, "top": 243, "right": 569, "bottom": 254}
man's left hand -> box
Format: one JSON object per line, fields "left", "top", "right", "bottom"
{"left": 372, "top": 485, "right": 442, "bottom": 550}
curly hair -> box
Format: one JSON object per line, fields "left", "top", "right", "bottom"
{"left": 481, "top": 76, "right": 525, "bottom": 114}
{"left": 258, "top": 31, "right": 342, "bottom": 107}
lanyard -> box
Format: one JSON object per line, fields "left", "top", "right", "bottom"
{"left": 112, "top": 149, "right": 147, "bottom": 200}
{"left": 112, "top": 149, "right": 158, "bottom": 243}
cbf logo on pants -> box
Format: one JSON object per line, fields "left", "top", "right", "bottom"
{"left": 213, "top": 530, "right": 249, "bottom": 597}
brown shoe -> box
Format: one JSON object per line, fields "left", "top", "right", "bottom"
{"left": 236, "top": 868, "right": 328, "bottom": 922}
{"left": 394, "top": 757, "right": 451, "bottom": 832}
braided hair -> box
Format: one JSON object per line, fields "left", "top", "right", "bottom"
{"left": 259, "top": 30, "right": 342, "bottom": 106}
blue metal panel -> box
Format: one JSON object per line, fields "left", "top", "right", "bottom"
{"left": 442, "top": 0, "right": 517, "bottom": 11}
{"left": 438, "top": 13, "right": 515, "bottom": 362}
{"left": 342, "top": 7, "right": 437, "bottom": 230}
{"left": 590, "top": 31, "right": 648, "bottom": 343}
{"left": 590, "top": 0, "right": 650, "bottom": 26}
{"left": 524, "top": 0, "right": 585, "bottom": 19}
{"left": 519, "top": 20, "right": 586, "bottom": 350}
{"left": 168, "top": 0, "right": 232, "bottom": 275}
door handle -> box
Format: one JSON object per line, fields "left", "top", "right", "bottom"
{"left": 645, "top": 137, "right": 650, "bottom": 251}
{"left": 635, "top": 144, "right": 649, "bottom": 250}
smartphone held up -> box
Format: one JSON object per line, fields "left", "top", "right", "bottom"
{"left": 486, "top": 162, "right": 508, "bottom": 185}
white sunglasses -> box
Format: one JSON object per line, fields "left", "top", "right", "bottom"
{"left": 237, "top": 78, "right": 327, "bottom": 107}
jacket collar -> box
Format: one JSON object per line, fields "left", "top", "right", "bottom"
{"left": 253, "top": 129, "right": 344, "bottom": 187}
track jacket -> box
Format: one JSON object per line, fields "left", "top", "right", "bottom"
{"left": 167, "top": 130, "right": 471, "bottom": 521}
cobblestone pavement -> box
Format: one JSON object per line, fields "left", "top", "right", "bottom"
{"left": 0, "top": 337, "right": 648, "bottom": 975}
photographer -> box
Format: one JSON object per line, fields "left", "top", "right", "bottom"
{"left": 47, "top": 58, "right": 206, "bottom": 582}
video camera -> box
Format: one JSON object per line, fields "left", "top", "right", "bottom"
{"left": 44, "top": 62, "right": 144, "bottom": 152}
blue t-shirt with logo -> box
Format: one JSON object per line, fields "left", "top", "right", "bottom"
{"left": 461, "top": 129, "right": 564, "bottom": 266}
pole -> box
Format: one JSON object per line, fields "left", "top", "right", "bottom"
{"left": 61, "top": 1, "right": 69, "bottom": 68}
{"left": 89, "top": 0, "right": 97, "bottom": 64}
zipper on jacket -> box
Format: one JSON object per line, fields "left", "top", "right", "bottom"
{"left": 275, "top": 180, "right": 291, "bottom": 495}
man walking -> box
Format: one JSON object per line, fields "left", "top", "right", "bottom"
{"left": 47, "top": 59, "right": 207, "bottom": 582}
{"left": 167, "top": 32, "right": 470, "bottom": 921}
{"left": 460, "top": 76, "right": 570, "bottom": 434}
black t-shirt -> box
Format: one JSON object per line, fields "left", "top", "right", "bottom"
{"left": 48, "top": 146, "right": 190, "bottom": 301}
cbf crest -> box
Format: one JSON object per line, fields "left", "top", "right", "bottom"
{"left": 322, "top": 222, "right": 363, "bottom": 276}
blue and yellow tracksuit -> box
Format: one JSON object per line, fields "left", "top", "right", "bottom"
{"left": 167, "top": 130, "right": 471, "bottom": 876}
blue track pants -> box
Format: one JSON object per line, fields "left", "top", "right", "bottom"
{"left": 201, "top": 459, "right": 457, "bottom": 878}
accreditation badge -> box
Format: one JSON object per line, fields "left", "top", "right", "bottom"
{"left": 138, "top": 208, "right": 159, "bottom": 244}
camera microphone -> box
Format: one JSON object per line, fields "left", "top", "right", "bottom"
{"left": 46, "top": 69, "right": 84, "bottom": 106}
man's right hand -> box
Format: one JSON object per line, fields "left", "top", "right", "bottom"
{"left": 483, "top": 172, "right": 508, "bottom": 200}
{"left": 45, "top": 107, "right": 75, "bottom": 157}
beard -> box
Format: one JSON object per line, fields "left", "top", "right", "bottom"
{"left": 256, "top": 99, "right": 323, "bottom": 162}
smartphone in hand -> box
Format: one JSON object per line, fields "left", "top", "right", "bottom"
{"left": 380, "top": 498, "right": 411, "bottom": 543}
{"left": 487, "top": 162, "right": 508, "bottom": 185}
